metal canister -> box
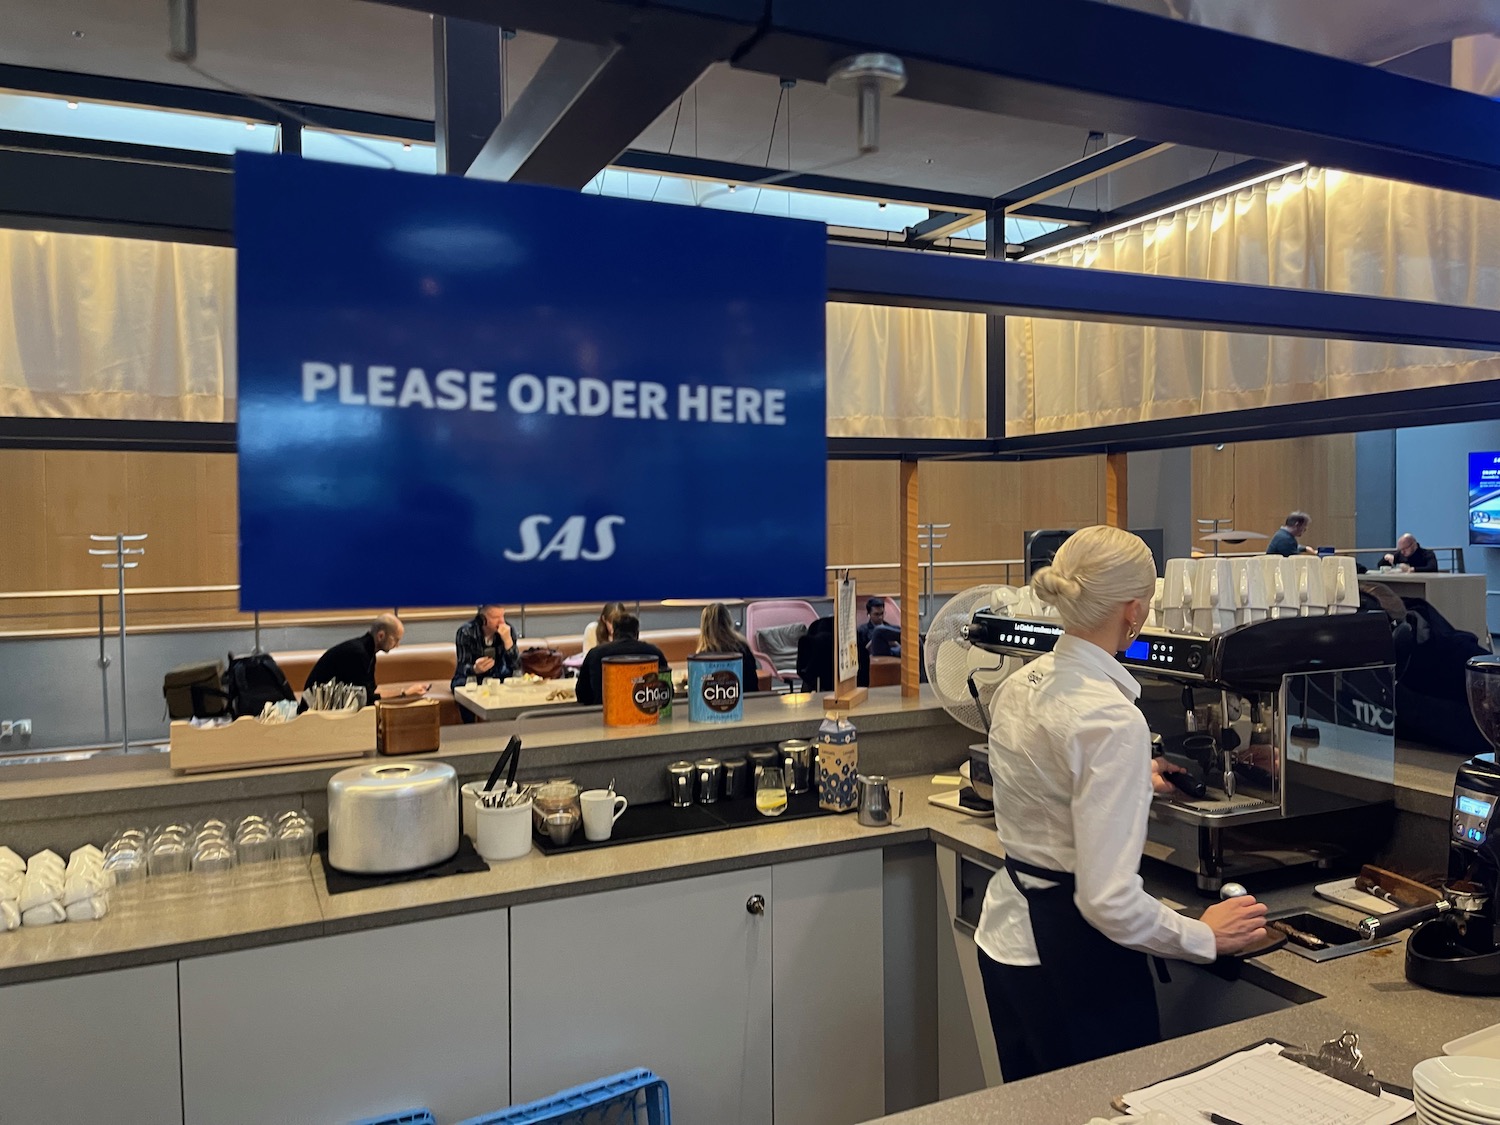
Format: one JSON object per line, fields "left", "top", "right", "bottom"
{"left": 695, "top": 757, "right": 723, "bottom": 804}
{"left": 779, "top": 739, "right": 814, "bottom": 794}
{"left": 667, "top": 761, "right": 695, "bottom": 807}
{"left": 747, "top": 747, "right": 778, "bottom": 780}
{"left": 602, "top": 655, "right": 668, "bottom": 727}
{"left": 688, "top": 652, "right": 744, "bottom": 723}
{"left": 722, "top": 758, "right": 750, "bottom": 800}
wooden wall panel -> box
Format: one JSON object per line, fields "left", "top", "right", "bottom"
{"left": 1187, "top": 435, "right": 1357, "bottom": 555}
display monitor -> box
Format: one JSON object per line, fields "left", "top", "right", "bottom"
{"left": 1470, "top": 453, "right": 1500, "bottom": 546}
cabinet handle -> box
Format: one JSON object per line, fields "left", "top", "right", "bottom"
{"left": 746, "top": 894, "right": 766, "bottom": 916}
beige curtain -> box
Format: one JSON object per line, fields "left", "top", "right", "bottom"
{"left": 0, "top": 229, "right": 236, "bottom": 421}
{"left": 1008, "top": 167, "right": 1500, "bottom": 434}
{"left": 827, "top": 302, "right": 986, "bottom": 438}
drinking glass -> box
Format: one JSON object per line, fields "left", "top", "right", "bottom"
{"left": 756, "top": 767, "right": 789, "bottom": 817}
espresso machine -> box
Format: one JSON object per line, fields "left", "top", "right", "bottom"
{"left": 965, "top": 611, "right": 1397, "bottom": 892}
{"left": 1357, "top": 655, "right": 1500, "bottom": 994}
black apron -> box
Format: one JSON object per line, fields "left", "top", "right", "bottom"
{"left": 1004, "top": 854, "right": 1162, "bottom": 1069}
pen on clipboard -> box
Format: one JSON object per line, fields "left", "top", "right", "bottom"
{"left": 1203, "top": 1113, "right": 1249, "bottom": 1125}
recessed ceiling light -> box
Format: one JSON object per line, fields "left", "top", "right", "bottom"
{"left": 71, "top": 30, "right": 84, "bottom": 39}
{"left": 402, "top": 143, "right": 412, "bottom": 151}
{"left": 878, "top": 202, "right": 887, "bottom": 209}
{"left": 244, "top": 122, "right": 256, "bottom": 130}
{"left": 66, "top": 101, "right": 78, "bottom": 109}
{"left": 727, "top": 184, "right": 737, "bottom": 193}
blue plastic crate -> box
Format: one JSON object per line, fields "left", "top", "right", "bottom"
{"left": 351, "top": 1110, "right": 436, "bottom": 1125}
{"left": 457, "top": 1068, "right": 670, "bottom": 1125}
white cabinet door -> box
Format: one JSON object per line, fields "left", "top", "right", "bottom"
{"left": 771, "top": 851, "right": 885, "bottom": 1125}
{"left": 511, "top": 867, "right": 773, "bottom": 1125}
{"left": 0, "top": 962, "right": 182, "bottom": 1125}
{"left": 180, "top": 910, "right": 509, "bottom": 1125}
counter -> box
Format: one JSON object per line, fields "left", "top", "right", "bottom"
{"left": 0, "top": 719, "right": 1491, "bottom": 1125}
{"left": 1370, "top": 571, "right": 1492, "bottom": 647}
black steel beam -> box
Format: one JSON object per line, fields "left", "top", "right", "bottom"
{"left": 827, "top": 242, "right": 1500, "bottom": 352}
{"left": 464, "top": 6, "right": 759, "bottom": 187}
{"left": 0, "top": 418, "right": 237, "bottom": 454}
{"left": 996, "top": 137, "right": 1171, "bottom": 210}
{"left": 730, "top": 0, "right": 1500, "bottom": 202}
{"left": 0, "top": 63, "right": 433, "bottom": 141}
{"left": 434, "top": 17, "right": 504, "bottom": 175}
{"left": 1007, "top": 203, "right": 1098, "bottom": 226}
{"left": 0, "top": 129, "right": 233, "bottom": 170}
{"left": 906, "top": 210, "right": 983, "bottom": 244}
{"left": 613, "top": 148, "right": 991, "bottom": 210}
{"left": 0, "top": 149, "right": 231, "bottom": 238}
{"left": 984, "top": 208, "right": 1006, "bottom": 440}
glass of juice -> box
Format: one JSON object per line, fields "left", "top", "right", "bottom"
{"left": 756, "top": 767, "right": 789, "bottom": 816}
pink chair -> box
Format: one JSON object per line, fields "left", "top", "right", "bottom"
{"left": 743, "top": 599, "right": 820, "bottom": 689}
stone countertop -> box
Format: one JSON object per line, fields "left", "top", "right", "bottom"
{"left": 5, "top": 769, "right": 1498, "bottom": 1125}
{"left": 0, "top": 686, "right": 953, "bottom": 821}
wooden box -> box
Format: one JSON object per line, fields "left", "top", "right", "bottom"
{"left": 169, "top": 710, "right": 376, "bottom": 774}
{"left": 376, "top": 698, "right": 442, "bottom": 756}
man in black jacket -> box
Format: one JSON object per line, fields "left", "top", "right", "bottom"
{"left": 305, "top": 614, "right": 428, "bottom": 703}
{"left": 575, "top": 613, "right": 668, "bottom": 705}
{"left": 1382, "top": 533, "right": 1440, "bottom": 573}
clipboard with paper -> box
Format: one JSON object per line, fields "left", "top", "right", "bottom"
{"left": 1110, "top": 1036, "right": 1415, "bottom": 1125}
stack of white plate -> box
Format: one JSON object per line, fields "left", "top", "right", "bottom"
{"left": 1414, "top": 1057, "right": 1500, "bottom": 1123}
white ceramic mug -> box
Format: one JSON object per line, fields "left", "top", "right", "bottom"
{"left": 475, "top": 799, "right": 533, "bottom": 862}
{"left": 460, "top": 781, "right": 488, "bottom": 841}
{"left": 580, "top": 789, "right": 628, "bottom": 842}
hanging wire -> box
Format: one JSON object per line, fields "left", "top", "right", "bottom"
{"left": 762, "top": 87, "right": 786, "bottom": 168}
{"left": 178, "top": 60, "right": 397, "bottom": 169}
{"left": 650, "top": 97, "right": 685, "bottom": 204}
{"left": 1206, "top": 151, "right": 1221, "bottom": 176}
{"left": 1063, "top": 132, "right": 1096, "bottom": 211}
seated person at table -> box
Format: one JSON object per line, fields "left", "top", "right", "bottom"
{"left": 697, "top": 602, "right": 760, "bottom": 693}
{"left": 857, "top": 597, "right": 902, "bottom": 657}
{"left": 451, "top": 604, "right": 521, "bottom": 722}
{"left": 1265, "top": 511, "right": 1315, "bottom": 557}
{"left": 306, "top": 613, "right": 428, "bottom": 703}
{"left": 575, "top": 613, "right": 668, "bottom": 706}
{"left": 582, "top": 601, "right": 627, "bottom": 654}
{"left": 1382, "top": 533, "right": 1440, "bottom": 573}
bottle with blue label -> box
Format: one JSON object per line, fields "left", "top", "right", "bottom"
{"left": 816, "top": 711, "right": 859, "bottom": 812}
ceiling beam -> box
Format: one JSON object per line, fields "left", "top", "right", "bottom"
{"left": 725, "top": 0, "right": 1500, "bottom": 203}
{"left": 827, "top": 242, "right": 1500, "bottom": 352}
{"left": 905, "top": 210, "right": 982, "bottom": 244}
{"left": 995, "top": 137, "right": 1172, "bottom": 211}
{"left": 612, "top": 149, "right": 992, "bottom": 211}
{"left": 1007, "top": 203, "right": 1098, "bottom": 226}
{"left": 433, "top": 18, "right": 504, "bottom": 175}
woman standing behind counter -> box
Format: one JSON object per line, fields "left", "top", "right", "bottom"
{"left": 975, "top": 526, "right": 1268, "bottom": 1081}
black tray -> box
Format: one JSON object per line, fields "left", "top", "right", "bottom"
{"left": 533, "top": 790, "right": 835, "bottom": 855}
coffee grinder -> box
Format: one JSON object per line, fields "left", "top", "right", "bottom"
{"left": 1359, "top": 654, "right": 1500, "bottom": 994}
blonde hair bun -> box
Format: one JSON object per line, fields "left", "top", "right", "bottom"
{"left": 1031, "top": 567, "right": 1083, "bottom": 605}
{"left": 1028, "top": 526, "right": 1156, "bottom": 633}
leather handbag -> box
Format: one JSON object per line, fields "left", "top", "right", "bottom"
{"left": 520, "top": 647, "right": 567, "bottom": 680}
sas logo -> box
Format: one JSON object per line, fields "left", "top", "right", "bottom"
{"left": 504, "top": 515, "right": 625, "bottom": 562}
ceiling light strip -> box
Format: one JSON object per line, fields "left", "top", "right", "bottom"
{"left": 1017, "top": 161, "right": 1307, "bottom": 262}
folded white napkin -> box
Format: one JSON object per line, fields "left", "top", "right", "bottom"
{"left": 65, "top": 851, "right": 102, "bottom": 881}
{"left": 0, "top": 873, "right": 19, "bottom": 903}
{"left": 19, "top": 871, "right": 62, "bottom": 913}
{"left": 0, "top": 899, "right": 18, "bottom": 931}
{"left": 62, "top": 870, "right": 107, "bottom": 907}
{"left": 0, "top": 846, "right": 24, "bottom": 874}
{"left": 65, "top": 894, "right": 109, "bottom": 923}
{"left": 22, "top": 900, "right": 66, "bottom": 926}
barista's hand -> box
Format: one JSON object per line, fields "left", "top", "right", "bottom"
{"left": 474, "top": 657, "right": 496, "bottom": 674}
{"left": 402, "top": 683, "right": 429, "bottom": 697}
{"left": 1201, "top": 895, "right": 1269, "bottom": 955}
{"left": 1150, "top": 757, "right": 1186, "bottom": 797}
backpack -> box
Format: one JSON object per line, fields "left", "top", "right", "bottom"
{"left": 222, "top": 652, "right": 295, "bottom": 719}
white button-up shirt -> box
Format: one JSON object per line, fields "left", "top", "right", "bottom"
{"left": 975, "top": 634, "right": 1217, "bottom": 967}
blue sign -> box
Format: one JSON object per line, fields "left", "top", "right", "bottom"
{"left": 235, "top": 155, "right": 827, "bottom": 611}
{"left": 1471, "top": 452, "right": 1500, "bottom": 547}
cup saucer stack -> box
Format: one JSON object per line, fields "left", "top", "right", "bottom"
{"left": 1414, "top": 1057, "right": 1500, "bottom": 1124}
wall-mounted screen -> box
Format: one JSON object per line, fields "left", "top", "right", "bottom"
{"left": 1470, "top": 453, "right": 1500, "bottom": 546}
